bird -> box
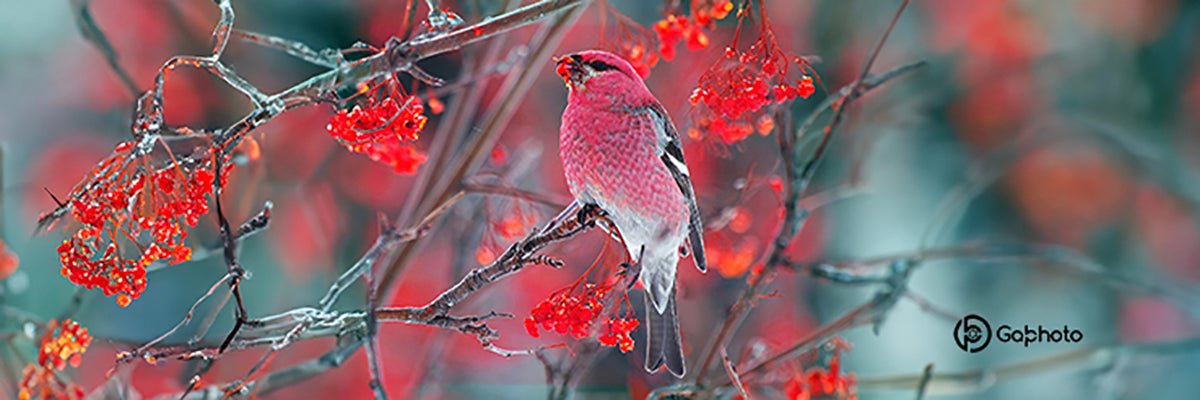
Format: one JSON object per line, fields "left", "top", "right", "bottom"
{"left": 554, "top": 50, "right": 707, "bottom": 377}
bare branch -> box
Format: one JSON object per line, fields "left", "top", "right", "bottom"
{"left": 723, "top": 348, "right": 750, "bottom": 400}
{"left": 374, "top": 205, "right": 606, "bottom": 338}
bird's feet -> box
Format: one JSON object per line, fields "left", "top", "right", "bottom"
{"left": 616, "top": 258, "right": 642, "bottom": 290}
{"left": 577, "top": 203, "right": 597, "bottom": 225}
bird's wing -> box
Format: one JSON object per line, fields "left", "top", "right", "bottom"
{"left": 646, "top": 102, "right": 707, "bottom": 273}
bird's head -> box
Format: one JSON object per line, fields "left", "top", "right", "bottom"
{"left": 554, "top": 50, "right": 646, "bottom": 94}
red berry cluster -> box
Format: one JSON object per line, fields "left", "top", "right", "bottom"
{"left": 783, "top": 340, "right": 857, "bottom": 400}
{"left": 19, "top": 319, "right": 91, "bottom": 400}
{"left": 36, "top": 319, "right": 92, "bottom": 371}
{"left": 326, "top": 80, "right": 429, "bottom": 174}
{"left": 525, "top": 280, "right": 641, "bottom": 353}
{"left": 597, "top": 316, "right": 639, "bottom": 353}
{"left": 689, "top": 14, "right": 817, "bottom": 145}
{"left": 525, "top": 283, "right": 613, "bottom": 339}
{"left": 653, "top": 0, "right": 732, "bottom": 61}
{"left": 57, "top": 143, "right": 228, "bottom": 307}
{"left": 653, "top": 14, "right": 708, "bottom": 61}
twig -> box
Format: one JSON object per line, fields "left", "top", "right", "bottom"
{"left": 364, "top": 254, "right": 388, "bottom": 400}
{"left": 211, "top": 155, "right": 247, "bottom": 356}
{"left": 722, "top": 348, "right": 750, "bottom": 400}
{"left": 914, "top": 363, "right": 934, "bottom": 400}
{"left": 149, "top": 202, "right": 606, "bottom": 397}
{"left": 124, "top": 274, "right": 233, "bottom": 362}
{"left": 69, "top": 0, "right": 139, "bottom": 97}
{"left": 463, "top": 181, "right": 570, "bottom": 209}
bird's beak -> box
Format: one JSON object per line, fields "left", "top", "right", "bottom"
{"left": 554, "top": 55, "right": 586, "bottom": 89}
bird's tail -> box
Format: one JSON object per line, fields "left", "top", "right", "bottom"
{"left": 644, "top": 285, "right": 685, "bottom": 377}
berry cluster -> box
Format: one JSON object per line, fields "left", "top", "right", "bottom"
{"left": 784, "top": 357, "right": 856, "bottom": 400}
{"left": 783, "top": 339, "right": 857, "bottom": 400}
{"left": 525, "top": 283, "right": 613, "bottom": 339}
{"left": 689, "top": 12, "right": 817, "bottom": 144}
{"left": 37, "top": 319, "right": 92, "bottom": 371}
{"left": 653, "top": 0, "right": 732, "bottom": 61}
{"left": 56, "top": 143, "right": 228, "bottom": 306}
{"left": 326, "top": 79, "right": 429, "bottom": 174}
{"left": 653, "top": 14, "right": 708, "bottom": 61}
{"left": 597, "top": 316, "right": 639, "bottom": 353}
{"left": 19, "top": 319, "right": 92, "bottom": 400}
{"left": 525, "top": 278, "right": 641, "bottom": 353}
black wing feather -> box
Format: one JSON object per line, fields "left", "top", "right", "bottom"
{"left": 648, "top": 103, "right": 707, "bottom": 273}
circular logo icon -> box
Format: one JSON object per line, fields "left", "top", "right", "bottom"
{"left": 954, "top": 314, "right": 991, "bottom": 353}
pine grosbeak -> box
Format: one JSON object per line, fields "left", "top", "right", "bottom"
{"left": 555, "top": 50, "right": 706, "bottom": 377}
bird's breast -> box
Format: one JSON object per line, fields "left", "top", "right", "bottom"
{"left": 559, "top": 105, "right": 687, "bottom": 230}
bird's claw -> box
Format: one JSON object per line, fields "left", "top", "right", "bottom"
{"left": 616, "top": 261, "right": 641, "bottom": 289}
{"left": 577, "top": 203, "right": 597, "bottom": 225}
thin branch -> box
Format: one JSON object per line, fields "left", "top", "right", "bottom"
{"left": 70, "top": 0, "right": 139, "bottom": 97}
{"left": 125, "top": 274, "right": 233, "bottom": 361}
{"left": 723, "top": 348, "right": 750, "bottom": 400}
{"left": 914, "top": 363, "right": 934, "bottom": 400}
{"left": 232, "top": 29, "right": 345, "bottom": 69}
{"left": 463, "top": 181, "right": 570, "bottom": 209}
{"left": 364, "top": 255, "right": 388, "bottom": 400}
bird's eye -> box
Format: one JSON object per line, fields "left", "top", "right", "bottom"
{"left": 586, "top": 60, "right": 619, "bottom": 72}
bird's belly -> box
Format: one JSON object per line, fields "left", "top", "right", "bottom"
{"left": 560, "top": 110, "right": 689, "bottom": 260}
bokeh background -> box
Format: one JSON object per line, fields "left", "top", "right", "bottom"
{"left": 2, "top": 0, "right": 1200, "bottom": 399}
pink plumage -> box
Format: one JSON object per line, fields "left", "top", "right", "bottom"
{"left": 556, "top": 50, "right": 707, "bottom": 378}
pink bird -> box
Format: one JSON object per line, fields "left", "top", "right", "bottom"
{"left": 555, "top": 50, "right": 707, "bottom": 377}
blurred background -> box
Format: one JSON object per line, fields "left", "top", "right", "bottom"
{"left": 2, "top": 0, "right": 1200, "bottom": 399}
